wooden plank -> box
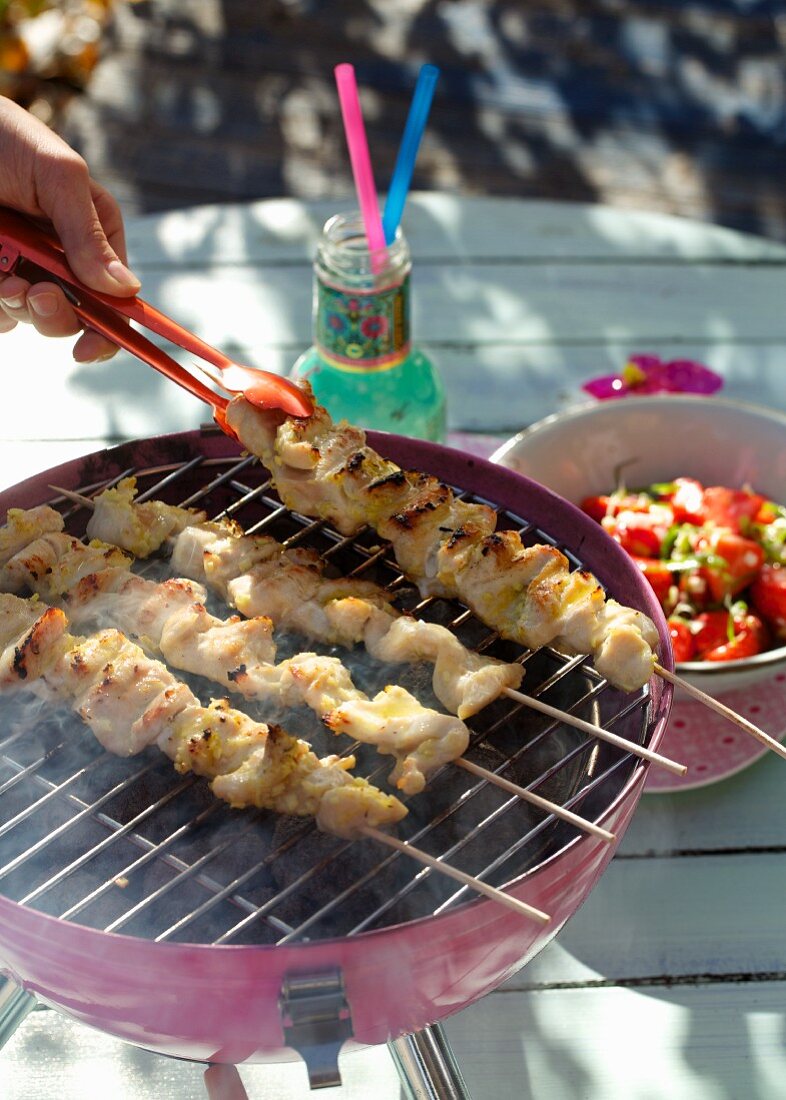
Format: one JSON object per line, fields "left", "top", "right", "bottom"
{"left": 5, "top": 321, "right": 786, "bottom": 437}
{"left": 123, "top": 198, "right": 786, "bottom": 265}
{"left": 7, "top": 979, "right": 783, "bottom": 1100}
{"left": 108, "top": 259, "right": 786, "bottom": 351}
{"left": 445, "top": 980, "right": 786, "bottom": 1100}
{"left": 625, "top": 754, "right": 786, "bottom": 855}
{"left": 0, "top": 325, "right": 207, "bottom": 444}
{"left": 504, "top": 851, "right": 786, "bottom": 988}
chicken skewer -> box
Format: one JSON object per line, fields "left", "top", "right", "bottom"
{"left": 219, "top": 390, "right": 786, "bottom": 764}
{"left": 82, "top": 477, "right": 525, "bottom": 721}
{"left": 0, "top": 593, "right": 546, "bottom": 921}
{"left": 223, "top": 390, "right": 660, "bottom": 693}
{"left": 0, "top": 509, "right": 614, "bottom": 838}
{"left": 48, "top": 485, "right": 686, "bottom": 778}
{"left": 0, "top": 592, "right": 404, "bottom": 836}
{"left": 0, "top": 524, "right": 469, "bottom": 797}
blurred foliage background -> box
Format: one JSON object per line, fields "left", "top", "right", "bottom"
{"left": 0, "top": 0, "right": 114, "bottom": 124}
{"left": 3, "top": 1, "right": 786, "bottom": 241}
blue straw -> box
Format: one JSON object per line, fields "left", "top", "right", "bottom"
{"left": 382, "top": 64, "right": 440, "bottom": 244}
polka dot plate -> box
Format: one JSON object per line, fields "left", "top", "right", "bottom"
{"left": 645, "top": 671, "right": 786, "bottom": 793}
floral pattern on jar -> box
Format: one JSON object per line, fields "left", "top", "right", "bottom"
{"left": 315, "top": 276, "right": 410, "bottom": 370}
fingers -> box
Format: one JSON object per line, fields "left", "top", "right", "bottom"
{"left": 0, "top": 100, "right": 137, "bottom": 361}
{"left": 0, "top": 275, "right": 118, "bottom": 360}
{"left": 91, "top": 179, "right": 130, "bottom": 266}
{"left": 203, "top": 1065, "right": 249, "bottom": 1100}
{"left": 0, "top": 275, "right": 80, "bottom": 337}
{"left": 73, "top": 327, "right": 118, "bottom": 363}
{"left": 33, "top": 148, "right": 141, "bottom": 297}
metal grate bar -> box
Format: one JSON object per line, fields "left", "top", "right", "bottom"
{"left": 0, "top": 730, "right": 72, "bottom": 799}
{"left": 0, "top": 738, "right": 287, "bottom": 933}
{"left": 58, "top": 797, "right": 226, "bottom": 921}
{"left": 102, "top": 807, "right": 290, "bottom": 936}
{"left": 155, "top": 744, "right": 400, "bottom": 943}
{"left": 432, "top": 752, "right": 637, "bottom": 914}
{"left": 0, "top": 756, "right": 156, "bottom": 878}
{"left": 20, "top": 775, "right": 196, "bottom": 906}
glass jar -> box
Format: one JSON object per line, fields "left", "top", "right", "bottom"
{"left": 290, "top": 211, "right": 446, "bottom": 441}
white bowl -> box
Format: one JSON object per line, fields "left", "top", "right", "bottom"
{"left": 490, "top": 394, "right": 786, "bottom": 696}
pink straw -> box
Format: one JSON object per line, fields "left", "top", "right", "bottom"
{"left": 334, "top": 63, "right": 387, "bottom": 261}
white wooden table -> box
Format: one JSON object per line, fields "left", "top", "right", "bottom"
{"left": 1, "top": 196, "right": 785, "bottom": 1099}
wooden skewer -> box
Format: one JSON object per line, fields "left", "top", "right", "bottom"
{"left": 655, "top": 664, "right": 786, "bottom": 763}
{"left": 360, "top": 824, "right": 550, "bottom": 923}
{"left": 50, "top": 486, "right": 98, "bottom": 507}
{"left": 454, "top": 757, "right": 614, "bottom": 841}
{"left": 49, "top": 484, "right": 617, "bottom": 843}
{"left": 504, "top": 687, "right": 687, "bottom": 777}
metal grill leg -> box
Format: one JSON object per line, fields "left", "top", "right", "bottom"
{"left": 388, "top": 1023, "right": 473, "bottom": 1100}
{"left": 0, "top": 977, "right": 35, "bottom": 1050}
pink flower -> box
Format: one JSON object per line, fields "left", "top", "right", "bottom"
{"left": 360, "top": 315, "right": 388, "bottom": 339}
{"left": 582, "top": 355, "right": 723, "bottom": 400}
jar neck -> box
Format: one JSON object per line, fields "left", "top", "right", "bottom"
{"left": 316, "top": 211, "right": 411, "bottom": 292}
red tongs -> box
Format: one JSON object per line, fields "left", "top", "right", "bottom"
{"left": 0, "top": 205, "right": 313, "bottom": 424}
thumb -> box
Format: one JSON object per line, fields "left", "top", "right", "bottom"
{"left": 38, "top": 159, "right": 140, "bottom": 297}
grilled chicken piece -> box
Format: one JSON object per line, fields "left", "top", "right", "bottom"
{"left": 0, "top": 506, "right": 64, "bottom": 567}
{"left": 66, "top": 566, "right": 472, "bottom": 791}
{"left": 0, "top": 593, "right": 69, "bottom": 687}
{"left": 0, "top": 533, "right": 131, "bottom": 597}
{"left": 86, "top": 477, "right": 207, "bottom": 558}
{"left": 0, "top": 593, "right": 406, "bottom": 839}
{"left": 173, "top": 521, "right": 322, "bottom": 597}
{"left": 158, "top": 603, "right": 278, "bottom": 686}
{"left": 66, "top": 569, "right": 206, "bottom": 633}
{"left": 64, "top": 568, "right": 279, "bottom": 689}
{"left": 44, "top": 628, "right": 188, "bottom": 756}
{"left": 325, "top": 685, "right": 470, "bottom": 795}
{"left": 209, "top": 725, "right": 406, "bottom": 838}
{"left": 170, "top": 521, "right": 517, "bottom": 715}
{"left": 209, "top": 535, "right": 321, "bottom": 596}
{"left": 368, "top": 617, "right": 523, "bottom": 719}
{"left": 224, "top": 390, "right": 659, "bottom": 693}
{"left": 378, "top": 484, "right": 497, "bottom": 595}
{"left": 226, "top": 399, "right": 401, "bottom": 534}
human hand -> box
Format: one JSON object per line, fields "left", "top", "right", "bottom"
{"left": 0, "top": 96, "right": 140, "bottom": 362}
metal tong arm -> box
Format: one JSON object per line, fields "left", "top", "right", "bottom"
{"left": 0, "top": 206, "right": 312, "bottom": 417}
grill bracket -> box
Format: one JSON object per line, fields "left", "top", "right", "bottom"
{"left": 279, "top": 968, "right": 353, "bottom": 1089}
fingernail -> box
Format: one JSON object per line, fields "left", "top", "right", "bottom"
{"left": 1, "top": 294, "right": 25, "bottom": 309}
{"left": 29, "top": 292, "right": 59, "bottom": 317}
{"left": 106, "top": 260, "right": 141, "bottom": 291}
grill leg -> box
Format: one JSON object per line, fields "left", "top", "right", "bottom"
{"left": 0, "top": 977, "right": 35, "bottom": 1050}
{"left": 388, "top": 1023, "right": 473, "bottom": 1100}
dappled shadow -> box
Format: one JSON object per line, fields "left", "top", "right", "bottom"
{"left": 55, "top": 0, "right": 786, "bottom": 239}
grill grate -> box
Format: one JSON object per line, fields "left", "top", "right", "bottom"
{"left": 0, "top": 447, "right": 654, "bottom": 946}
